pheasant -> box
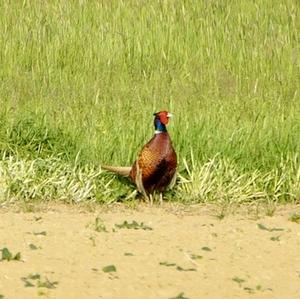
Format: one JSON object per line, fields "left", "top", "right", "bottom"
{"left": 102, "top": 111, "right": 177, "bottom": 202}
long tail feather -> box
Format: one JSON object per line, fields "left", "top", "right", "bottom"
{"left": 101, "top": 165, "right": 132, "bottom": 177}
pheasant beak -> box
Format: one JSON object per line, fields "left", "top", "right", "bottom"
{"left": 167, "top": 113, "right": 173, "bottom": 118}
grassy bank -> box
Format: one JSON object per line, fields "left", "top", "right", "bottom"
{"left": 0, "top": 1, "right": 299, "bottom": 204}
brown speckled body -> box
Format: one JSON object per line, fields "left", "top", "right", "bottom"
{"left": 129, "top": 132, "right": 177, "bottom": 194}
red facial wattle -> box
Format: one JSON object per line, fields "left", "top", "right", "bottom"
{"left": 156, "top": 111, "right": 169, "bottom": 125}
{"left": 159, "top": 113, "right": 169, "bottom": 125}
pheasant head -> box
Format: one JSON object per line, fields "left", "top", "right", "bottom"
{"left": 153, "top": 111, "right": 173, "bottom": 133}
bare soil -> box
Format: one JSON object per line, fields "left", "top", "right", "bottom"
{"left": 0, "top": 204, "right": 300, "bottom": 299}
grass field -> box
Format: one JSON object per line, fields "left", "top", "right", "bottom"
{"left": 0, "top": 0, "right": 299, "bottom": 204}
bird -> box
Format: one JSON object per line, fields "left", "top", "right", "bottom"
{"left": 102, "top": 111, "right": 177, "bottom": 203}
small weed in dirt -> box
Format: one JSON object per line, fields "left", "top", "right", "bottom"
{"left": 257, "top": 223, "right": 284, "bottom": 232}
{"left": 243, "top": 287, "right": 254, "bottom": 294}
{"left": 21, "top": 274, "right": 39, "bottom": 287}
{"left": 102, "top": 265, "right": 117, "bottom": 273}
{"left": 0, "top": 294, "right": 4, "bottom": 299}
{"left": 159, "top": 262, "right": 196, "bottom": 271}
{"left": 169, "top": 292, "right": 189, "bottom": 299}
{"left": 202, "top": 223, "right": 215, "bottom": 227}
{"left": 258, "top": 285, "right": 273, "bottom": 292}
{"left": 124, "top": 252, "right": 134, "bottom": 256}
{"left": 21, "top": 273, "right": 58, "bottom": 289}
{"left": 115, "top": 220, "right": 152, "bottom": 230}
{"left": 243, "top": 284, "right": 271, "bottom": 293}
{"left": 29, "top": 243, "right": 41, "bottom": 250}
{"left": 89, "top": 236, "right": 96, "bottom": 246}
{"left": 270, "top": 236, "right": 280, "bottom": 241}
{"left": 289, "top": 213, "right": 300, "bottom": 224}
{"left": 232, "top": 276, "right": 245, "bottom": 286}
{"left": 33, "top": 231, "right": 47, "bottom": 236}
{"left": 159, "top": 262, "right": 176, "bottom": 267}
{"left": 37, "top": 278, "right": 58, "bottom": 289}
{"left": 216, "top": 212, "right": 225, "bottom": 220}
{"left": 190, "top": 254, "right": 203, "bottom": 260}
{"left": 201, "top": 246, "right": 212, "bottom": 251}
{"left": 1, "top": 248, "right": 21, "bottom": 261}
{"left": 34, "top": 216, "right": 42, "bottom": 222}
{"left": 37, "top": 290, "right": 47, "bottom": 296}
{"left": 176, "top": 266, "right": 197, "bottom": 272}
{"left": 23, "top": 280, "right": 35, "bottom": 288}
{"left": 93, "top": 217, "right": 107, "bottom": 232}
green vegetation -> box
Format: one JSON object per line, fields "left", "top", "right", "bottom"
{"left": 93, "top": 217, "right": 108, "bottom": 232}
{"left": 0, "top": 1, "right": 299, "bottom": 204}
{"left": 232, "top": 276, "right": 246, "bottom": 285}
{"left": 124, "top": 252, "right": 134, "bottom": 256}
{"left": 201, "top": 246, "right": 212, "bottom": 251}
{"left": 0, "top": 248, "right": 21, "bottom": 261}
{"left": 190, "top": 254, "right": 203, "bottom": 260}
{"left": 176, "top": 266, "right": 197, "bottom": 272}
{"left": 102, "top": 265, "right": 117, "bottom": 273}
{"left": 159, "top": 262, "right": 196, "bottom": 272}
{"left": 33, "top": 231, "right": 47, "bottom": 236}
{"left": 169, "top": 293, "right": 189, "bottom": 299}
{"left": 29, "top": 243, "right": 41, "bottom": 250}
{"left": 289, "top": 213, "right": 300, "bottom": 223}
{"left": 21, "top": 273, "right": 58, "bottom": 289}
{"left": 159, "top": 262, "right": 177, "bottom": 267}
{"left": 257, "top": 223, "right": 284, "bottom": 232}
{"left": 115, "top": 220, "right": 153, "bottom": 230}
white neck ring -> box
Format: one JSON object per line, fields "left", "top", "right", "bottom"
{"left": 155, "top": 130, "right": 163, "bottom": 134}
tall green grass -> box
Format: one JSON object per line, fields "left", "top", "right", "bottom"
{"left": 0, "top": 1, "right": 299, "bottom": 204}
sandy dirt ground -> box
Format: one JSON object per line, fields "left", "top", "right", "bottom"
{"left": 0, "top": 203, "right": 300, "bottom": 299}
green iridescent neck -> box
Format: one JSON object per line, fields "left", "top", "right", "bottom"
{"left": 154, "top": 118, "right": 167, "bottom": 133}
